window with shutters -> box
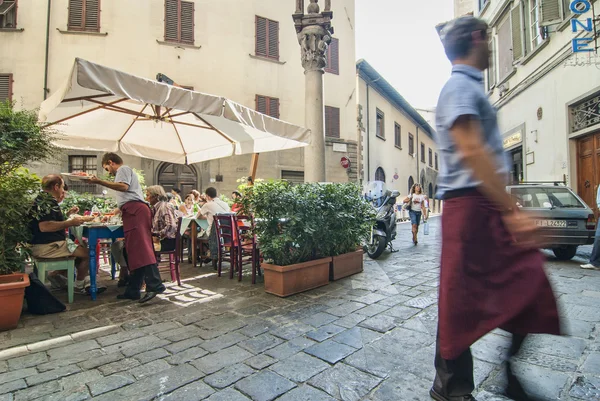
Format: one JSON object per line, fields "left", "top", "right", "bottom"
{"left": 68, "top": 156, "right": 98, "bottom": 193}
{"left": 164, "top": 0, "right": 195, "bottom": 44}
{"left": 561, "top": 0, "right": 571, "bottom": 18}
{"left": 0, "top": 0, "right": 17, "bottom": 29}
{"left": 255, "top": 16, "right": 279, "bottom": 60}
{"left": 409, "top": 133, "right": 414, "bottom": 155}
{"left": 527, "top": 0, "right": 543, "bottom": 51}
{"left": 281, "top": 170, "right": 304, "bottom": 185}
{"left": 325, "top": 38, "right": 339, "bottom": 74}
{"left": 540, "top": 0, "right": 564, "bottom": 25}
{"left": 487, "top": 37, "right": 496, "bottom": 91}
{"left": 255, "top": 95, "right": 280, "bottom": 119}
{"left": 376, "top": 109, "right": 385, "bottom": 139}
{"left": 0, "top": 74, "right": 12, "bottom": 102}
{"left": 435, "top": 153, "right": 439, "bottom": 170}
{"left": 68, "top": 0, "right": 100, "bottom": 32}
{"left": 511, "top": 5, "right": 524, "bottom": 61}
{"left": 421, "top": 143, "right": 425, "bottom": 163}
{"left": 428, "top": 148, "right": 433, "bottom": 167}
{"left": 394, "top": 123, "right": 401, "bottom": 149}
{"left": 325, "top": 106, "right": 340, "bottom": 138}
{"left": 497, "top": 15, "right": 514, "bottom": 81}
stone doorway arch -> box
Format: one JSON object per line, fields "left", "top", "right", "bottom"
{"left": 157, "top": 163, "right": 199, "bottom": 196}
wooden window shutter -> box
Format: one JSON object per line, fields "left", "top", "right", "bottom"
{"left": 84, "top": 0, "right": 100, "bottom": 31}
{"left": 325, "top": 106, "right": 340, "bottom": 138}
{"left": 68, "top": 0, "right": 84, "bottom": 29}
{"left": 497, "top": 16, "right": 512, "bottom": 80}
{"left": 487, "top": 38, "right": 496, "bottom": 89}
{"left": 0, "top": 74, "right": 12, "bottom": 102}
{"left": 325, "top": 38, "right": 339, "bottom": 74}
{"left": 268, "top": 20, "right": 279, "bottom": 59}
{"left": 540, "top": 0, "right": 562, "bottom": 26}
{"left": 511, "top": 5, "right": 524, "bottom": 61}
{"left": 165, "top": 0, "right": 179, "bottom": 42}
{"left": 256, "top": 95, "right": 267, "bottom": 115}
{"left": 256, "top": 16, "right": 267, "bottom": 57}
{"left": 180, "top": 1, "right": 194, "bottom": 44}
{"left": 268, "top": 97, "right": 280, "bottom": 119}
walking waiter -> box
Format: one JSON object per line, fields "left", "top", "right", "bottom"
{"left": 86, "top": 153, "right": 165, "bottom": 303}
{"left": 431, "top": 17, "right": 560, "bottom": 401}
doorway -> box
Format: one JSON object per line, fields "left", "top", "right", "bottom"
{"left": 577, "top": 133, "right": 600, "bottom": 215}
{"left": 508, "top": 147, "right": 523, "bottom": 185}
{"left": 157, "top": 163, "right": 198, "bottom": 196}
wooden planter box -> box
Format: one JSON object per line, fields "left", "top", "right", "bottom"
{"left": 330, "top": 250, "right": 364, "bottom": 281}
{"left": 0, "top": 273, "right": 30, "bottom": 331}
{"left": 263, "top": 257, "right": 331, "bottom": 297}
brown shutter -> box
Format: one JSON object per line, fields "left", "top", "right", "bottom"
{"left": 68, "top": 0, "right": 84, "bottom": 30}
{"left": 540, "top": 0, "right": 562, "bottom": 25}
{"left": 325, "top": 106, "right": 340, "bottom": 138}
{"left": 327, "top": 38, "right": 339, "bottom": 74}
{"left": 268, "top": 97, "right": 280, "bottom": 119}
{"left": 511, "top": 5, "right": 524, "bottom": 61}
{"left": 268, "top": 20, "right": 279, "bottom": 59}
{"left": 256, "top": 16, "right": 267, "bottom": 57}
{"left": 84, "top": 0, "right": 100, "bottom": 31}
{"left": 165, "top": 0, "right": 179, "bottom": 42}
{"left": 256, "top": 95, "right": 267, "bottom": 114}
{"left": 0, "top": 74, "right": 12, "bottom": 102}
{"left": 180, "top": 1, "right": 194, "bottom": 44}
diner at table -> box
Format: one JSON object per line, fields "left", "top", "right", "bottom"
{"left": 85, "top": 152, "right": 165, "bottom": 303}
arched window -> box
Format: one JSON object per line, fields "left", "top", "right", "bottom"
{"left": 375, "top": 167, "right": 385, "bottom": 182}
{"left": 408, "top": 176, "right": 414, "bottom": 193}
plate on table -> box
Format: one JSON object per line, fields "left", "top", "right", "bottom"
{"left": 62, "top": 173, "right": 92, "bottom": 181}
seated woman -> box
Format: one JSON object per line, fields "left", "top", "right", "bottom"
{"left": 111, "top": 185, "right": 178, "bottom": 286}
{"left": 179, "top": 193, "right": 196, "bottom": 216}
{"left": 231, "top": 191, "right": 243, "bottom": 214}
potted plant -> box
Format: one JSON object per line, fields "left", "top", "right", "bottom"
{"left": 0, "top": 101, "right": 57, "bottom": 330}
{"left": 241, "top": 180, "right": 331, "bottom": 297}
{"left": 318, "top": 183, "right": 375, "bottom": 281}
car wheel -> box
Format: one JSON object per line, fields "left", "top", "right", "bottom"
{"left": 552, "top": 246, "right": 578, "bottom": 261}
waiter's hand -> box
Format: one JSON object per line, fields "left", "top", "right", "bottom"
{"left": 502, "top": 209, "right": 541, "bottom": 248}
{"left": 84, "top": 175, "right": 101, "bottom": 184}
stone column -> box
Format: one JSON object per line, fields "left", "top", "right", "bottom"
{"left": 294, "top": 0, "right": 333, "bottom": 183}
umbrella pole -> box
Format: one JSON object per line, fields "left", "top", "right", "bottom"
{"left": 250, "top": 153, "right": 259, "bottom": 182}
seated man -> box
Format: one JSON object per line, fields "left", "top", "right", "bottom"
{"left": 29, "top": 174, "right": 106, "bottom": 295}
{"left": 197, "top": 187, "right": 231, "bottom": 269}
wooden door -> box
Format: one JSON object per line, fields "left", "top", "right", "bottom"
{"left": 157, "top": 163, "right": 198, "bottom": 195}
{"left": 577, "top": 135, "right": 597, "bottom": 214}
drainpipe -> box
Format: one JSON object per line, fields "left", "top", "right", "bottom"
{"left": 43, "top": 0, "right": 51, "bottom": 100}
{"left": 365, "top": 83, "right": 370, "bottom": 182}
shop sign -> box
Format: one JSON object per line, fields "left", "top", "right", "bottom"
{"left": 570, "top": 1, "right": 596, "bottom": 53}
{"left": 503, "top": 132, "right": 522, "bottom": 149}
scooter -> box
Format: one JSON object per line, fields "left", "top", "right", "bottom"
{"left": 363, "top": 182, "right": 400, "bottom": 259}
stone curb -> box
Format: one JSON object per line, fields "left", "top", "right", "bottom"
{"left": 0, "top": 324, "right": 121, "bottom": 361}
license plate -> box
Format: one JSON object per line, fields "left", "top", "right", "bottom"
{"left": 535, "top": 219, "right": 567, "bottom": 228}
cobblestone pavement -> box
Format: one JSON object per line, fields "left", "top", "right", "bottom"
{"left": 1, "top": 217, "right": 600, "bottom": 400}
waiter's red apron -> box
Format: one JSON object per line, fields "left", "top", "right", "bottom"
{"left": 439, "top": 190, "right": 560, "bottom": 360}
{"left": 120, "top": 201, "right": 156, "bottom": 271}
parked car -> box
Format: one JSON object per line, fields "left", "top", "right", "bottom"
{"left": 507, "top": 184, "right": 596, "bottom": 260}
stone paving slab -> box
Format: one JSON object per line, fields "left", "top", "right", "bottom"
{"left": 2, "top": 218, "right": 600, "bottom": 400}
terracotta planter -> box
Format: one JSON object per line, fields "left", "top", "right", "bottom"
{"left": 0, "top": 273, "right": 30, "bottom": 331}
{"left": 330, "top": 249, "right": 364, "bottom": 281}
{"left": 263, "top": 257, "right": 331, "bottom": 297}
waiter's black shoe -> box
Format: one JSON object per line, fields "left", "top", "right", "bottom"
{"left": 430, "top": 388, "right": 476, "bottom": 401}
{"left": 117, "top": 293, "right": 140, "bottom": 300}
{"left": 139, "top": 287, "right": 165, "bottom": 304}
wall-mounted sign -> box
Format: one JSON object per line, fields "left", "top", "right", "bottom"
{"left": 526, "top": 152, "right": 535, "bottom": 165}
{"left": 570, "top": 0, "right": 597, "bottom": 53}
{"left": 332, "top": 143, "right": 348, "bottom": 153}
{"left": 503, "top": 132, "right": 522, "bottom": 149}
{"left": 340, "top": 157, "right": 350, "bottom": 169}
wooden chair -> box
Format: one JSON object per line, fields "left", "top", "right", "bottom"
{"left": 233, "top": 215, "right": 261, "bottom": 284}
{"left": 155, "top": 217, "right": 182, "bottom": 286}
{"left": 213, "top": 213, "right": 237, "bottom": 278}
{"left": 33, "top": 257, "right": 75, "bottom": 304}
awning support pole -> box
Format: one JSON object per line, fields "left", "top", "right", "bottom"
{"left": 250, "top": 153, "right": 260, "bottom": 181}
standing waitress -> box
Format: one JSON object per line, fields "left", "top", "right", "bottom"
{"left": 403, "top": 183, "right": 428, "bottom": 245}
{"left": 86, "top": 153, "right": 165, "bottom": 303}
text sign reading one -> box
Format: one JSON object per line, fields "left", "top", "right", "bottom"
{"left": 571, "top": 0, "right": 595, "bottom": 53}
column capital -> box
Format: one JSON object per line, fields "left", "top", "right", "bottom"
{"left": 297, "top": 25, "right": 332, "bottom": 72}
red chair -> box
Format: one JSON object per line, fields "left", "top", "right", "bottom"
{"left": 154, "top": 217, "right": 182, "bottom": 286}
{"left": 233, "top": 215, "right": 261, "bottom": 284}
{"left": 213, "top": 214, "right": 237, "bottom": 278}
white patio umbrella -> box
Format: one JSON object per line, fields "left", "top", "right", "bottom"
{"left": 39, "top": 58, "right": 310, "bottom": 165}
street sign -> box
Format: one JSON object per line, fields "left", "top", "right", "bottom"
{"left": 340, "top": 157, "right": 350, "bottom": 169}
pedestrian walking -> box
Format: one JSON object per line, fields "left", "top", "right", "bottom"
{"left": 581, "top": 184, "right": 600, "bottom": 270}
{"left": 403, "top": 183, "right": 428, "bottom": 245}
{"left": 431, "top": 16, "right": 560, "bottom": 401}
{"left": 86, "top": 153, "right": 166, "bottom": 303}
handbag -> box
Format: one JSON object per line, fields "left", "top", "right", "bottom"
{"left": 402, "top": 195, "right": 412, "bottom": 211}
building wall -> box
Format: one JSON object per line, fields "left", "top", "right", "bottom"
{"left": 454, "top": 0, "right": 476, "bottom": 17}
{"left": 479, "top": 0, "right": 600, "bottom": 193}
{"left": 0, "top": 0, "right": 357, "bottom": 193}
{"left": 357, "top": 78, "right": 439, "bottom": 200}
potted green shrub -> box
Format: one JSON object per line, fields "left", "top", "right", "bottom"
{"left": 0, "top": 101, "right": 57, "bottom": 330}
{"left": 318, "top": 183, "right": 375, "bottom": 281}
{"left": 241, "top": 180, "right": 332, "bottom": 297}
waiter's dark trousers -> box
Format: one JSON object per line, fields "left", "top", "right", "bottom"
{"left": 433, "top": 330, "right": 526, "bottom": 397}
{"left": 122, "top": 248, "right": 165, "bottom": 297}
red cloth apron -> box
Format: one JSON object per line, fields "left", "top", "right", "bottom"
{"left": 438, "top": 190, "right": 560, "bottom": 360}
{"left": 120, "top": 201, "right": 156, "bottom": 271}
